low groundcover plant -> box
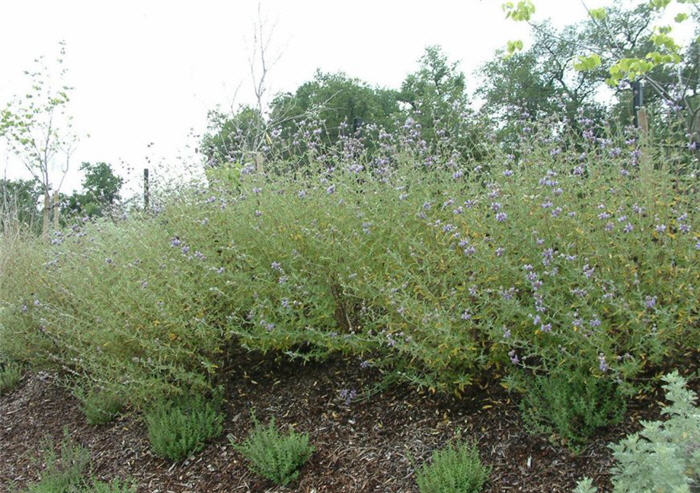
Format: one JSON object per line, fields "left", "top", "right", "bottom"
{"left": 415, "top": 438, "right": 490, "bottom": 493}
{"left": 145, "top": 394, "right": 224, "bottom": 462}
{"left": 231, "top": 412, "right": 314, "bottom": 486}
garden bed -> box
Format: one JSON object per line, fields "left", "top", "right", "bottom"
{"left": 0, "top": 355, "right": 676, "bottom": 492}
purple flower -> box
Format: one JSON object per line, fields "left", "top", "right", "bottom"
{"left": 598, "top": 353, "right": 609, "bottom": 372}
{"left": 271, "top": 261, "right": 282, "bottom": 271}
{"left": 655, "top": 224, "right": 666, "bottom": 233}
{"left": 495, "top": 247, "right": 505, "bottom": 257}
{"left": 491, "top": 202, "right": 502, "bottom": 212}
{"left": 502, "top": 327, "right": 511, "bottom": 338}
{"left": 644, "top": 295, "right": 657, "bottom": 309}
{"left": 326, "top": 184, "right": 336, "bottom": 194}
{"left": 679, "top": 223, "right": 691, "bottom": 233}
{"left": 540, "top": 323, "right": 552, "bottom": 333}
{"left": 170, "top": 237, "right": 182, "bottom": 247}
{"left": 339, "top": 388, "right": 357, "bottom": 405}
{"left": 503, "top": 169, "right": 514, "bottom": 177}
{"left": 193, "top": 251, "right": 206, "bottom": 260}
{"left": 541, "top": 201, "right": 553, "bottom": 209}
{"left": 508, "top": 350, "right": 519, "bottom": 365}
{"left": 181, "top": 246, "right": 190, "bottom": 254}
{"left": 254, "top": 210, "right": 262, "bottom": 217}
{"left": 589, "top": 318, "right": 601, "bottom": 328}
{"left": 463, "top": 245, "right": 476, "bottom": 256}
{"left": 461, "top": 310, "right": 472, "bottom": 320}
{"left": 495, "top": 212, "right": 507, "bottom": 222}
{"left": 623, "top": 223, "right": 634, "bottom": 233}
{"left": 583, "top": 264, "right": 595, "bottom": 278}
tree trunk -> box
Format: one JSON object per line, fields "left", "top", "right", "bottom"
{"left": 42, "top": 191, "right": 50, "bottom": 240}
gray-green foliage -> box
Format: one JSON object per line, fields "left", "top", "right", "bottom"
{"left": 609, "top": 371, "right": 699, "bottom": 492}
{"left": 145, "top": 395, "right": 223, "bottom": 461}
{"left": 415, "top": 439, "right": 490, "bottom": 493}
{"left": 575, "top": 371, "right": 699, "bottom": 492}
{"left": 0, "top": 360, "right": 23, "bottom": 395}
{"left": 232, "top": 413, "right": 314, "bottom": 486}
{"left": 519, "top": 366, "right": 626, "bottom": 448}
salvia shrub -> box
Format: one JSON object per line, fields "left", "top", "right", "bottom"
{"left": 232, "top": 413, "right": 314, "bottom": 486}
{"left": 0, "top": 113, "right": 697, "bottom": 418}
{"left": 145, "top": 394, "right": 223, "bottom": 461}
{"left": 415, "top": 439, "right": 490, "bottom": 493}
{"left": 519, "top": 366, "right": 626, "bottom": 447}
{"left": 575, "top": 371, "right": 699, "bottom": 492}
{"left": 73, "top": 385, "right": 125, "bottom": 425}
{"left": 0, "top": 360, "right": 23, "bottom": 395}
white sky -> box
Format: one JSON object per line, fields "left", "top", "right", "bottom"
{"left": 0, "top": 0, "right": 691, "bottom": 196}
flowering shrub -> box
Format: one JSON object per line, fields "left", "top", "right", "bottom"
{"left": 0, "top": 115, "right": 697, "bottom": 421}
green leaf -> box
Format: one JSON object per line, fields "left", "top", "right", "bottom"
{"left": 502, "top": 0, "right": 536, "bottom": 21}
{"left": 674, "top": 12, "right": 688, "bottom": 22}
{"left": 573, "top": 54, "right": 602, "bottom": 72}
{"left": 589, "top": 8, "right": 607, "bottom": 20}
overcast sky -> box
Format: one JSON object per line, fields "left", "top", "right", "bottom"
{"left": 0, "top": 0, "right": 687, "bottom": 195}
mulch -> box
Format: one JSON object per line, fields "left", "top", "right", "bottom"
{"left": 0, "top": 355, "right": 676, "bottom": 492}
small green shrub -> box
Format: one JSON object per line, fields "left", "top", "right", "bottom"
{"left": 25, "top": 430, "right": 91, "bottom": 492}
{"left": 74, "top": 386, "right": 125, "bottom": 425}
{"left": 145, "top": 394, "right": 223, "bottom": 461}
{"left": 0, "top": 360, "right": 23, "bottom": 395}
{"left": 520, "top": 367, "right": 626, "bottom": 447}
{"left": 232, "top": 413, "right": 314, "bottom": 486}
{"left": 415, "top": 439, "right": 490, "bottom": 493}
{"left": 80, "top": 478, "right": 137, "bottom": 493}
{"left": 21, "top": 429, "right": 136, "bottom": 492}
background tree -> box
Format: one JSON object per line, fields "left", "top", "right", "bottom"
{"left": 269, "top": 70, "right": 399, "bottom": 144}
{"left": 0, "top": 41, "right": 78, "bottom": 237}
{"left": 0, "top": 178, "right": 41, "bottom": 233}
{"left": 61, "top": 162, "right": 123, "bottom": 219}
{"left": 399, "top": 46, "right": 489, "bottom": 161}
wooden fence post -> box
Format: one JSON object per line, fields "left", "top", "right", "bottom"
{"left": 143, "top": 168, "right": 150, "bottom": 211}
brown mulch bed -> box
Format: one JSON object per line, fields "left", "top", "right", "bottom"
{"left": 0, "top": 356, "right": 674, "bottom": 492}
